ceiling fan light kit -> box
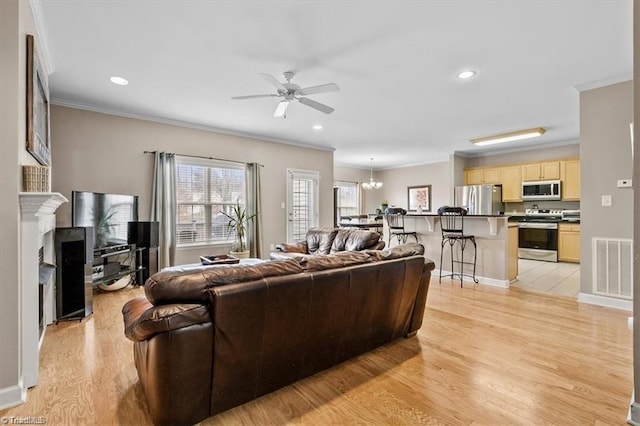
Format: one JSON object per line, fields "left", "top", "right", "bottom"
{"left": 470, "top": 127, "right": 546, "bottom": 146}
{"left": 232, "top": 71, "right": 340, "bottom": 118}
{"left": 362, "top": 158, "right": 383, "bottom": 190}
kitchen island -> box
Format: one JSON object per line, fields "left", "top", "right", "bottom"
{"left": 384, "top": 214, "right": 518, "bottom": 287}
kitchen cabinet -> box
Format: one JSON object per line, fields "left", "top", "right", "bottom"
{"left": 464, "top": 167, "right": 501, "bottom": 185}
{"left": 561, "top": 159, "right": 580, "bottom": 200}
{"left": 521, "top": 161, "right": 560, "bottom": 181}
{"left": 501, "top": 165, "right": 522, "bottom": 202}
{"left": 558, "top": 223, "right": 580, "bottom": 263}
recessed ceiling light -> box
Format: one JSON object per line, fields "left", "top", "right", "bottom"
{"left": 109, "top": 76, "right": 129, "bottom": 86}
{"left": 312, "top": 124, "right": 323, "bottom": 131}
{"left": 457, "top": 70, "right": 476, "bottom": 79}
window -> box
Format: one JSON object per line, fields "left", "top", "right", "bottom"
{"left": 175, "top": 157, "right": 245, "bottom": 246}
{"left": 334, "top": 180, "right": 360, "bottom": 222}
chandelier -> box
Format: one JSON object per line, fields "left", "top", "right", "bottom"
{"left": 362, "top": 158, "right": 383, "bottom": 190}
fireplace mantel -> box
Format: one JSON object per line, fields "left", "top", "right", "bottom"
{"left": 19, "top": 192, "right": 67, "bottom": 389}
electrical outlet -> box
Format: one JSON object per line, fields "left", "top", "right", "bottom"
{"left": 617, "top": 179, "right": 632, "bottom": 188}
{"left": 601, "top": 195, "right": 612, "bottom": 207}
{"left": 281, "top": 202, "right": 286, "bottom": 209}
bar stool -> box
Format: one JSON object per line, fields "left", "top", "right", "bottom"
{"left": 437, "top": 206, "right": 478, "bottom": 287}
{"left": 384, "top": 207, "right": 418, "bottom": 246}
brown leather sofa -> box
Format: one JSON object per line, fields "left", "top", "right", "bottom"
{"left": 270, "top": 227, "right": 385, "bottom": 260}
{"left": 122, "top": 243, "right": 434, "bottom": 425}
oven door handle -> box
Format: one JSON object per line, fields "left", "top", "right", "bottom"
{"left": 518, "top": 223, "right": 558, "bottom": 229}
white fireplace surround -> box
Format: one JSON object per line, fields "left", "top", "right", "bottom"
{"left": 19, "top": 192, "right": 67, "bottom": 390}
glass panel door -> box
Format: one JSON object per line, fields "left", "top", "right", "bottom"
{"left": 287, "top": 169, "right": 319, "bottom": 242}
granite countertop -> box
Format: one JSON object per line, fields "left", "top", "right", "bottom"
{"left": 406, "top": 213, "right": 509, "bottom": 218}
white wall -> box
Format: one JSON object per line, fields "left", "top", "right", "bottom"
{"left": 0, "top": 0, "right": 42, "bottom": 407}
{"left": 579, "top": 80, "right": 634, "bottom": 295}
{"left": 51, "top": 106, "right": 335, "bottom": 264}
{"left": 464, "top": 143, "right": 579, "bottom": 168}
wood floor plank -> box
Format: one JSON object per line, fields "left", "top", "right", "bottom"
{"left": 0, "top": 278, "right": 632, "bottom": 425}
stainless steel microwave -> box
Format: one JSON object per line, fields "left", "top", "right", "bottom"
{"left": 521, "top": 180, "right": 561, "bottom": 201}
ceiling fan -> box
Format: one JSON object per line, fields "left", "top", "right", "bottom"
{"left": 231, "top": 71, "right": 340, "bottom": 118}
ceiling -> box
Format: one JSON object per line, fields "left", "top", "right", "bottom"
{"left": 36, "top": 0, "right": 632, "bottom": 169}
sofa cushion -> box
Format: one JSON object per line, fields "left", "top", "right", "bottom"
{"left": 123, "top": 297, "right": 211, "bottom": 342}
{"left": 298, "top": 251, "right": 372, "bottom": 272}
{"left": 306, "top": 228, "right": 339, "bottom": 255}
{"left": 145, "top": 258, "right": 303, "bottom": 305}
{"left": 330, "top": 229, "right": 382, "bottom": 253}
{"left": 365, "top": 242, "right": 425, "bottom": 261}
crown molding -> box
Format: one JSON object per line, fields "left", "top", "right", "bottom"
{"left": 51, "top": 98, "right": 336, "bottom": 153}
{"left": 573, "top": 73, "right": 633, "bottom": 92}
{"left": 29, "top": 0, "right": 55, "bottom": 75}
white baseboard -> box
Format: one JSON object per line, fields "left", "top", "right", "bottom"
{"left": 577, "top": 292, "right": 633, "bottom": 311}
{"left": 436, "top": 269, "right": 509, "bottom": 288}
{"left": 0, "top": 382, "right": 26, "bottom": 410}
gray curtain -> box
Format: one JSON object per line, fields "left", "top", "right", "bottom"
{"left": 150, "top": 152, "right": 177, "bottom": 268}
{"left": 246, "top": 163, "right": 263, "bottom": 258}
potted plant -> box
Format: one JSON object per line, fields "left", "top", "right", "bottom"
{"left": 221, "top": 201, "right": 257, "bottom": 259}
{"left": 380, "top": 200, "right": 389, "bottom": 213}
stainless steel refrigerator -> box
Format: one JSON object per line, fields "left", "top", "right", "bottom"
{"left": 453, "top": 184, "right": 504, "bottom": 215}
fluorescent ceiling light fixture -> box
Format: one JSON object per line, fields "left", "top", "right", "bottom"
{"left": 312, "top": 124, "right": 323, "bottom": 130}
{"left": 470, "top": 127, "right": 546, "bottom": 146}
{"left": 362, "top": 157, "right": 383, "bottom": 190}
{"left": 109, "top": 76, "right": 129, "bottom": 86}
{"left": 457, "top": 70, "right": 476, "bottom": 79}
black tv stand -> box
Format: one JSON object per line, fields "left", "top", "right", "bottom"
{"left": 92, "top": 244, "right": 137, "bottom": 287}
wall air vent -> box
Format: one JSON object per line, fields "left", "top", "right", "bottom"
{"left": 592, "top": 237, "right": 633, "bottom": 299}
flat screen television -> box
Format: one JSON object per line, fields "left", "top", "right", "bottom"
{"left": 71, "top": 191, "right": 139, "bottom": 250}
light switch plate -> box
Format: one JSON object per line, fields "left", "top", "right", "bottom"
{"left": 617, "top": 179, "right": 632, "bottom": 188}
{"left": 602, "top": 195, "right": 612, "bottom": 206}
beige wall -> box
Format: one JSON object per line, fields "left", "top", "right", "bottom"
{"left": 376, "top": 161, "right": 451, "bottom": 213}
{"left": 334, "top": 165, "right": 381, "bottom": 213}
{"left": 50, "top": 106, "right": 335, "bottom": 264}
{"left": 464, "top": 143, "right": 580, "bottom": 168}
{"left": 580, "top": 80, "right": 634, "bottom": 295}
{"left": 0, "top": 0, "right": 41, "bottom": 406}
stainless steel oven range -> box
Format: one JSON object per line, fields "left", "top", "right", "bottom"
{"left": 518, "top": 208, "right": 562, "bottom": 262}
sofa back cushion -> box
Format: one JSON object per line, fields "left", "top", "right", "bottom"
{"left": 330, "top": 229, "right": 382, "bottom": 253}
{"left": 365, "top": 242, "right": 425, "bottom": 261}
{"left": 298, "top": 251, "right": 372, "bottom": 272}
{"left": 145, "top": 258, "right": 303, "bottom": 305}
{"left": 306, "top": 228, "right": 339, "bottom": 254}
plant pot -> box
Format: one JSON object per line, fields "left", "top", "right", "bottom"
{"left": 230, "top": 250, "right": 250, "bottom": 259}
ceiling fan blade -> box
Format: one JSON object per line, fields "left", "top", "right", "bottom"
{"left": 231, "top": 94, "right": 277, "bottom": 100}
{"left": 298, "top": 97, "right": 335, "bottom": 114}
{"left": 259, "top": 73, "right": 287, "bottom": 92}
{"left": 296, "top": 83, "right": 340, "bottom": 96}
{"left": 274, "top": 101, "right": 290, "bottom": 117}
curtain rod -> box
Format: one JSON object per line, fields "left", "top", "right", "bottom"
{"left": 143, "top": 150, "right": 263, "bottom": 167}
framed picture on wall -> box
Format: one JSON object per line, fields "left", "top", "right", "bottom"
{"left": 407, "top": 185, "right": 432, "bottom": 212}
{"left": 26, "top": 34, "right": 51, "bottom": 166}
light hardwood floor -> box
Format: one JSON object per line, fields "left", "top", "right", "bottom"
{"left": 0, "top": 279, "right": 632, "bottom": 425}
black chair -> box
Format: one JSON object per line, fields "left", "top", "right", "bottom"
{"left": 384, "top": 207, "right": 418, "bottom": 246}
{"left": 437, "top": 206, "right": 478, "bottom": 286}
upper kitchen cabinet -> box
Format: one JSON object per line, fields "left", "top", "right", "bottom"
{"left": 561, "top": 159, "right": 580, "bottom": 200}
{"left": 501, "top": 165, "right": 522, "bottom": 202}
{"left": 464, "top": 167, "right": 502, "bottom": 185}
{"left": 521, "top": 161, "right": 560, "bottom": 181}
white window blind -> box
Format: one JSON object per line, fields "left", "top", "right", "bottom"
{"left": 175, "top": 156, "right": 245, "bottom": 246}
{"left": 335, "top": 180, "right": 360, "bottom": 221}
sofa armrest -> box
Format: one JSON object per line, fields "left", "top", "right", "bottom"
{"left": 274, "top": 242, "right": 308, "bottom": 253}
{"left": 407, "top": 257, "right": 435, "bottom": 336}
{"left": 122, "top": 297, "right": 211, "bottom": 342}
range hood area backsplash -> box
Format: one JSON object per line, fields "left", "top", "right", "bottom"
{"left": 504, "top": 200, "right": 580, "bottom": 214}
